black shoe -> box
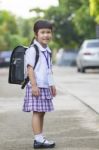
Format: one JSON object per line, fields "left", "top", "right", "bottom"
{"left": 33, "top": 140, "right": 55, "bottom": 149}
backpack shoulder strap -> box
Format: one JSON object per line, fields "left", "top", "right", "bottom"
{"left": 33, "top": 44, "right": 39, "bottom": 69}
{"left": 49, "top": 52, "right": 52, "bottom": 62}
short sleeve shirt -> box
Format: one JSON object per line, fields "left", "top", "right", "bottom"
{"left": 25, "top": 39, "right": 54, "bottom": 88}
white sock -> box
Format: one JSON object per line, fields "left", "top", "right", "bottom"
{"left": 34, "top": 134, "right": 54, "bottom": 144}
{"left": 34, "top": 133, "right": 44, "bottom": 143}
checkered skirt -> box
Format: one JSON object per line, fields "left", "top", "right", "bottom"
{"left": 23, "top": 85, "right": 54, "bottom": 112}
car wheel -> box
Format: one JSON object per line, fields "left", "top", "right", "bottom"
{"left": 80, "top": 67, "right": 85, "bottom": 73}
{"left": 77, "top": 67, "right": 81, "bottom": 72}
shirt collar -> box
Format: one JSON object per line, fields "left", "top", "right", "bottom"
{"left": 33, "top": 39, "right": 51, "bottom": 53}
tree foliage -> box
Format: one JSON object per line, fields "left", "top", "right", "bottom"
{"left": 0, "top": 0, "right": 96, "bottom": 51}
{"left": 0, "top": 11, "right": 29, "bottom": 51}
{"left": 44, "top": 0, "right": 96, "bottom": 49}
{"left": 89, "top": 0, "right": 99, "bottom": 23}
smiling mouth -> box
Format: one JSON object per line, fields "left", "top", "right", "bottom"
{"left": 43, "top": 39, "right": 49, "bottom": 41}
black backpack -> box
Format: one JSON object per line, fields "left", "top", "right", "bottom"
{"left": 8, "top": 44, "right": 39, "bottom": 89}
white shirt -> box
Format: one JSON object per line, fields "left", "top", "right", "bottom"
{"left": 25, "top": 39, "right": 54, "bottom": 88}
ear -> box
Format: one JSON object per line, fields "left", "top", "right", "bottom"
{"left": 34, "top": 32, "right": 38, "bottom": 38}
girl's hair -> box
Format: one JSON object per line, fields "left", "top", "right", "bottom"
{"left": 33, "top": 20, "right": 53, "bottom": 34}
{"left": 30, "top": 20, "right": 53, "bottom": 45}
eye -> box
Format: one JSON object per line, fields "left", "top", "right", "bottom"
{"left": 47, "top": 31, "right": 51, "bottom": 34}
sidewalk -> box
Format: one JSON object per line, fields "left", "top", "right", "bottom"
{"left": 0, "top": 89, "right": 99, "bottom": 150}
{"left": 54, "top": 66, "right": 99, "bottom": 114}
{"left": 0, "top": 67, "right": 99, "bottom": 150}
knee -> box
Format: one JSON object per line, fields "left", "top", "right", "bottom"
{"left": 33, "top": 112, "right": 45, "bottom": 117}
{"left": 39, "top": 112, "right": 45, "bottom": 117}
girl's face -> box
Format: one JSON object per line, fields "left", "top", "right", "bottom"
{"left": 35, "top": 28, "right": 52, "bottom": 47}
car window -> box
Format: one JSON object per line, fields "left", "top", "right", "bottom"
{"left": 86, "top": 42, "right": 99, "bottom": 48}
{"left": 63, "top": 52, "right": 77, "bottom": 59}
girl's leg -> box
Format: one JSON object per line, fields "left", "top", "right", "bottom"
{"left": 32, "top": 111, "right": 55, "bottom": 148}
{"left": 32, "top": 111, "right": 45, "bottom": 134}
{"left": 40, "top": 112, "right": 45, "bottom": 132}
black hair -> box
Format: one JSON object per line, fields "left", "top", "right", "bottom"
{"left": 33, "top": 20, "right": 53, "bottom": 34}
{"left": 30, "top": 20, "right": 53, "bottom": 45}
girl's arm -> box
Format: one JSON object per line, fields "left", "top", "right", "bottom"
{"left": 50, "top": 62, "right": 57, "bottom": 97}
{"left": 51, "top": 85, "right": 56, "bottom": 97}
{"left": 27, "top": 65, "right": 40, "bottom": 96}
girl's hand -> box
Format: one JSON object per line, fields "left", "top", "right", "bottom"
{"left": 32, "top": 86, "right": 40, "bottom": 96}
{"left": 51, "top": 86, "right": 57, "bottom": 97}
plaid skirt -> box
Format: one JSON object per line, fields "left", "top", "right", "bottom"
{"left": 23, "top": 85, "right": 54, "bottom": 112}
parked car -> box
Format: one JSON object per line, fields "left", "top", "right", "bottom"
{"left": 55, "top": 48, "right": 78, "bottom": 66}
{"left": 76, "top": 39, "right": 99, "bottom": 73}
{"left": 0, "top": 51, "right": 12, "bottom": 67}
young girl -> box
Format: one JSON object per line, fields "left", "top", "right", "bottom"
{"left": 23, "top": 20, "right": 56, "bottom": 149}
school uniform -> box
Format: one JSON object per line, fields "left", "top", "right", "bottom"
{"left": 23, "top": 40, "right": 54, "bottom": 112}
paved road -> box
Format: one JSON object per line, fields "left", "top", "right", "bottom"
{"left": 0, "top": 67, "right": 99, "bottom": 150}
{"left": 54, "top": 66, "right": 99, "bottom": 114}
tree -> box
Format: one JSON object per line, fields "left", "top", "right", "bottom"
{"left": 44, "top": 6, "right": 80, "bottom": 49}
{"left": 0, "top": 10, "right": 18, "bottom": 34}
{"left": 0, "top": 10, "right": 30, "bottom": 50}
{"left": 0, "top": 11, "right": 19, "bottom": 50}
{"left": 43, "top": 0, "right": 95, "bottom": 49}
{"left": 72, "top": 0, "right": 96, "bottom": 40}
{"left": 17, "top": 18, "right": 33, "bottom": 43}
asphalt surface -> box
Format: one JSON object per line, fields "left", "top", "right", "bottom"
{"left": 0, "top": 67, "right": 99, "bottom": 150}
